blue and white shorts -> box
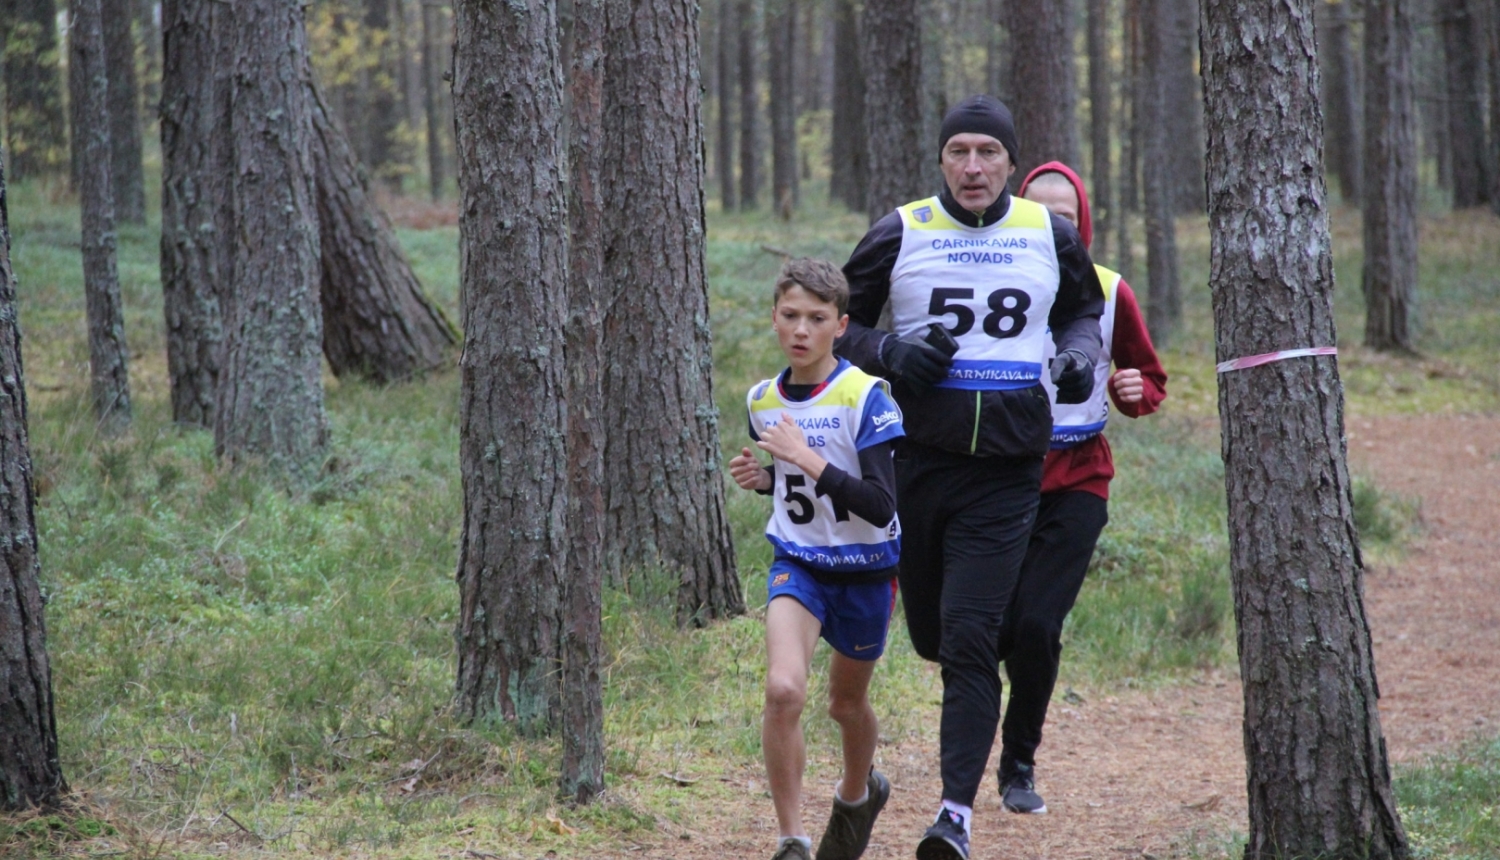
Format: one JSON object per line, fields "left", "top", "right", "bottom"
{"left": 767, "top": 559, "right": 898, "bottom": 661}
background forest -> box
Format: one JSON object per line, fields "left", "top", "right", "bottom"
{"left": 1, "top": 0, "right": 1498, "bottom": 857}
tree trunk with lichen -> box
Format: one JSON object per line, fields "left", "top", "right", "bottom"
{"left": 1, "top": 0, "right": 68, "bottom": 181}
{"left": 1200, "top": 0, "right": 1411, "bottom": 855}
{"left": 1361, "top": 0, "right": 1418, "bottom": 353}
{"left": 451, "top": 0, "right": 570, "bottom": 728}
{"left": 0, "top": 151, "right": 67, "bottom": 812}
{"left": 602, "top": 0, "right": 743, "bottom": 626}
{"left": 862, "top": 0, "right": 924, "bottom": 221}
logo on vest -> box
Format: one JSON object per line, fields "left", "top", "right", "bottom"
{"left": 913, "top": 206, "right": 933, "bottom": 223}
{"left": 871, "top": 410, "right": 900, "bottom": 431}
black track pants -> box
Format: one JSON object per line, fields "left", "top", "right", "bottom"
{"left": 998, "top": 490, "right": 1109, "bottom": 768}
{"left": 895, "top": 443, "right": 1042, "bottom": 807}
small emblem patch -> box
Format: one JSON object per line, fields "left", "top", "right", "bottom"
{"left": 771, "top": 572, "right": 790, "bottom": 587}
{"left": 913, "top": 206, "right": 933, "bottom": 224}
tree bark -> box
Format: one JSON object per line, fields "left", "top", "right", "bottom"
{"left": 103, "top": 0, "right": 146, "bottom": 224}
{"left": 716, "top": 0, "right": 737, "bottom": 211}
{"left": 308, "top": 78, "right": 456, "bottom": 383}
{"left": 421, "top": 0, "right": 445, "bottom": 201}
{"left": 452, "top": 0, "right": 570, "bottom": 727}
{"left": 1004, "top": 0, "right": 1079, "bottom": 183}
{"left": 561, "top": 0, "right": 606, "bottom": 803}
{"left": 736, "top": 0, "right": 760, "bottom": 209}
{"left": 1439, "top": 0, "right": 1491, "bottom": 208}
{"left": 829, "top": 0, "right": 867, "bottom": 212}
{"left": 1200, "top": 1, "right": 1411, "bottom": 856}
{"left": 138, "top": 0, "right": 161, "bottom": 114}
{"left": 71, "top": 0, "right": 132, "bottom": 436}
{"left": 214, "top": 0, "right": 328, "bottom": 475}
{"left": 1141, "top": 0, "right": 1180, "bottom": 345}
{"left": 1361, "top": 0, "right": 1418, "bottom": 353}
{"left": 862, "top": 0, "right": 925, "bottom": 221}
{"left": 362, "top": 0, "right": 404, "bottom": 191}
{"left": 1116, "top": 0, "right": 1139, "bottom": 281}
{"left": 1164, "top": 0, "right": 1204, "bottom": 213}
{"left": 1489, "top": 0, "right": 1500, "bottom": 214}
{"left": 0, "top": 0, "right": 68, "bottom": 181}
{"left": 1319, "top": 0, "right": 1363, "bottom": 204}
{"left": 160, "top": 0, "right": 229, "bottom": 430}
{"left": 0, "top": 151, "right": 67, "bottom": 813}
{"left": 602, "top": 0, "right": 743, "bottom": 625}
{"left": 1087, "top": 0, "right": 1111, "bottom": 259}
{"left": 768, "top": 0, "right": 798, "bottom": 219}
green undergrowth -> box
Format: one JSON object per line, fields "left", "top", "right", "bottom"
{"left": 1398, "top": 736, "right": 1500, "bottom": 860}
{"left": 0, "top": 179, "right": 1479, "bottom": 857}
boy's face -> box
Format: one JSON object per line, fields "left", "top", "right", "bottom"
{"left": 772, "top": 285, "right": 848, "bottom": 375}
{"left": 1022, "top": 177, "right": 1081, "bottom": 232}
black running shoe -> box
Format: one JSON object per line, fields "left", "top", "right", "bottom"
{"left": 999, "top": 756, "right": 1048, "bottom": 814}
{"left": 915, "top": 808, "right": 969, "bottom": 860}
{"left": 815, "top": 769, "right": 891, "bottom": 860}
{"left": 772, "top": 838, "right": 812, "bottom": 860}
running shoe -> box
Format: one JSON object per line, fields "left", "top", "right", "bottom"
{"left": 815, "top": 769, "right": 891, "bottom": 860}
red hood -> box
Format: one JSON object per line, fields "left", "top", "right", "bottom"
{"left": 1017, "top": 161, "right": 1092, "bottom": 250}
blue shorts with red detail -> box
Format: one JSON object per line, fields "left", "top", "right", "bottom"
{"left": 767, "top": 559, "right": 898, "bottom": 661}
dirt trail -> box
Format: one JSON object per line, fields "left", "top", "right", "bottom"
{"left": 617, "top": 414, "right": 1500, "bottom": 860}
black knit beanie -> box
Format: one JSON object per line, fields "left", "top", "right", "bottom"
{"left": 938, "top": 95, "right": 1020, "bottom": 165}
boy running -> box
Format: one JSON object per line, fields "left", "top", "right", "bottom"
{"left": 989, "top": 162, "right": 1169, "bottom": 814}
{"left": 729, "top": 259, "right": 906, "bottom": 860}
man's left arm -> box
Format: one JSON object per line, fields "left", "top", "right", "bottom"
{"left": 1046, "top": 212, "right": 1104, "bottom": 359}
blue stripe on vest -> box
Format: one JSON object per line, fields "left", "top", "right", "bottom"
{"left": 767, "top": 534, "right": 902, "bottom": 572}
{"left": 1050, "top": 419, "right": 1108, "bottom": 449}
{"left": 935, "top": 359, "right": 1043, "bottom": 391}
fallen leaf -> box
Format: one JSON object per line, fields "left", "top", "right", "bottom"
{"left": 1184, "top": 794, "right": 1222, "bottom": 812}
{"left": 399, "top": 777, "right": 418, "bottom": 794}
{"left": 545, "top": 813, "right": 577, "bottom": 836}
{"left": 658, "top": 771, "right": 699, "bottom": 786}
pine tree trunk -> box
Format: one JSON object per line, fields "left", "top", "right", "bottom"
{"left": 1489, "top": 0, "right": 1500, "bottom": 214}
{"left": 1319, "top": 0, "right": 1363, "bottom": 204}
{"left": 160, "top": 0, "right": 229, "bottom": 430}
{"left": 602, "top": 0, "right": 743, "bottom": 626}
{"left": 1361, "top": 0, "right": 1418, "bottom": 353}
{"left": 452, "top": 0, "right": 570, "bottom": 726}
{"left": 768, "top": 0, "right": 798, "bottom": 219}
{"left": 1087, "top": 0, "right": 1112, "bottom": 259}
{"left": 862, "top": 0, "right": 925, "bottom": 221}
{"left": 716, "top": 0, "right": 738, "bottom": 211}
{"left": 1439, "top": 0, "right": 1491, "bottom": 208}
{"left": 103, "top": 0, "right": 146, "bottom": 224}
{"left": 829, "top": 0, "right": 867, "bottom": 212}
{"left": 1116, "top": 0, "right": 1138, "bottom": 280}
{"left": 0, "top": 154, "right": 67, "bottom": 813}
{"left": 72, "top": 0, "right": 132, "bottom": 436}
{"left": 737, "top": 0, "right": 760, "bottom": 209}
{"left": 1141, "top": 0, "right": 1179, "bottom": 344}
{"left": 0, "top": 0, "right": 68, "bottom": 180}
{"left": 215, "top": 0, "right": 328, "bottom": 475}
{"left": 1200, "top": 1, "right": 1411, "bottom": 856}
{"left": 363, "top": 0, "right": 403, "bottom": 191}
{"left": 1164, "top": 0, "right": 1204, "bottom": 213}
{"left": 421, "top": 0, "right": 445, "bottom": 201}
{"left": 138, "top": 0, "right": 161, "bottom": 113}
{"left": 920, "top": 0, "right": 949, "bottom": 193}
{"left": 561, "top": 0, "right": 606, "bottom": 802}
{"left": 308, "top": 78, "right": 456, "bottom": 383}
{"left": 1005, "top": 0, "right": 1079, "bottom": 182}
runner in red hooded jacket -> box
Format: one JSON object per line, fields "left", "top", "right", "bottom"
{"left": 989, "top": 162, "right": 1168, "bottom": 814}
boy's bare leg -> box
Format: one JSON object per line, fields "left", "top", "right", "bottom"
{"left": 764, "top": 595, "right": 823, "bottom": 839}
{"left": 827, "top": 651, "right": 879, "bottom": 802}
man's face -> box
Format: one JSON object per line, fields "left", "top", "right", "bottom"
{"left": 1021, "top": 176, "right": 1081, "bottom": 232}
{"left": 941, "top": 133, "right": 1016, "bottom": 213}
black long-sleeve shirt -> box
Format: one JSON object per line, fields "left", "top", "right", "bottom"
{"left": 836, "top": 186, "right": 1105, "bottom": 458}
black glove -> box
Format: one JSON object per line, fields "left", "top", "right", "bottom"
{"left": 882, "top": 334, "right": 954, "bottom": 389}
{"left": 1051, "top": 348, "right": 1095, "bottom": 404}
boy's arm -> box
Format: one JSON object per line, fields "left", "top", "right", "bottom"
{"left": 1107, "top": 282, "right": 1168, "bottom": 418}
{"left": 812, "top": 443, "right": 897, "bottom": 526}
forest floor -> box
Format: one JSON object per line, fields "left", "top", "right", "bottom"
{"left": 602, "top": 412, "right": 1500, "bottom": 860}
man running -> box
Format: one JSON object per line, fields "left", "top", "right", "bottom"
{"left": 837, "top": 96, "right": 1104, "bottom": 860}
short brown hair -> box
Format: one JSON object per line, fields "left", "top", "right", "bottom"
{"left": 774, "top": 258, "right": 850, "bottom": 315}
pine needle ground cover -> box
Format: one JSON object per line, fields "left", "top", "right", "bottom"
{"left": 0, "top": 181, "right": 1490, "bottom": 858}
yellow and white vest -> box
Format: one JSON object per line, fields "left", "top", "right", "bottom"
{"left": 887, "top": 195, "right": 1060, "bottom": 390}
{"left": 1042, "top": 264, "right": 1121, "bottom": 448}
{"left": 747, "top": 363, "right": 902, "bottom": 573}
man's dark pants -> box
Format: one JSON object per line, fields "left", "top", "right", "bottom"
{"left": 998, "top": 489, "right": 1109, "bottom": 769}
{"left": 895, "top": 442, "right": 1041, "bottom": 807}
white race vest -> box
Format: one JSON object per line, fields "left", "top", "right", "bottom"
{"left": 748, "top": 365, "right": 902, "bottom": 573}
{"left": 1042, "top": 264, "right": 1120, "bottom": 448}
{"left": 887, "top": 196, "right": 1060, "bottom": 390}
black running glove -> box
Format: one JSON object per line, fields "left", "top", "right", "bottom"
{"left": 882, "top": 334, "right": 954, "bottom": 389}
{"left": 1051, "top": 348, "right": 1095, "bottom": 404}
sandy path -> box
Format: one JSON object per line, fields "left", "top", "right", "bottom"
{"left": 610, "top": 414, "right": 1500, "bottom": 860}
